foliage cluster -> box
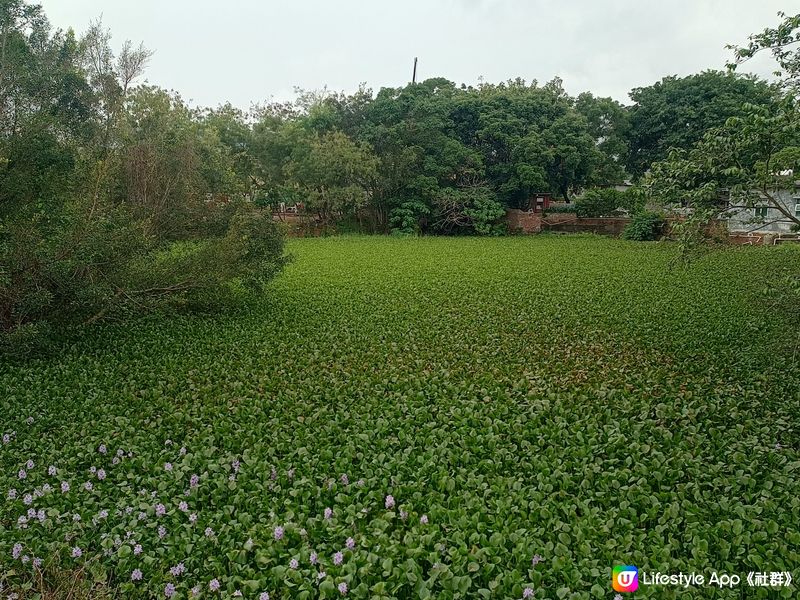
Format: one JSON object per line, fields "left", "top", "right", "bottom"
{"left": 621, "top": 212, "right": 666, "bottom": 241}
{"left": 1, "top": 236, "right": 798, "bottom": 599}
{"left": 0, "top": 2, "right": 287, "bottom": 350}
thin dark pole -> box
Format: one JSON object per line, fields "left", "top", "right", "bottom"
{"left": 412, "top": 57, "right": 418, "bottom": 84}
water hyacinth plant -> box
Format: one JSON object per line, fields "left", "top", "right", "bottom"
{"left": 1, "top": 236, "right": 799, "bottom": 599}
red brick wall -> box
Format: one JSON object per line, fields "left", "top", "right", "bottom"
{"left": 506, "top": 209, "right": 542, "bottom": 233}
{"left": 543, "top": 217, "right": 631, "bottom": 236}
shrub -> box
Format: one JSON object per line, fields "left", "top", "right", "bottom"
{"left": 433, "top": 186, "right": 505, "bottom": 235}
{"left": 622, "top": 211, "right": 666, "bottom": 241}
{"left": 573, "top": 188, "right": 624, "bottom": 217}
{"left": 389, "top": 201, "right": 430, "bottom": 236}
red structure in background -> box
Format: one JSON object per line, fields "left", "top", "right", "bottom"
{"left": 530, "top": 193, "right": 551, "bottom": 212}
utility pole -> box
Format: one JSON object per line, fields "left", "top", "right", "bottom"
{"left": 412, "top": 57, "right": 418, "bottom": 84}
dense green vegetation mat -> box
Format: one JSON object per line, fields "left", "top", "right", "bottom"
{"left": 1, "top": 236, "right": 798, "bottom": 599}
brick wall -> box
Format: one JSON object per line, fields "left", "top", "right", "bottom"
{"left": 506, "top": 209, "right": 542, "bottom": 233}
{"left": 543, "top": 216, "right": 631, "bottom": 236}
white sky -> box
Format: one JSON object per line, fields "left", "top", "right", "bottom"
{"left": 39, "top": 0, "right": 793, "bottom": 108}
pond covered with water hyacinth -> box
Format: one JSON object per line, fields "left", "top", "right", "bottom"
{"left": 1, "top": 236, "right": 799, "bottom": 599}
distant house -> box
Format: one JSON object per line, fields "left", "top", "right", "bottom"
{"left": 726, "top": 189, "right": 800, "bottom": 236}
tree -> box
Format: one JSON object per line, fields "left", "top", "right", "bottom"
{"left": 0, "top": 3, "right": 286, "bottom": 353}
{"left": 574, "top": 92, "right": 630, "bottom": 185}
{"left": 627, "top": 71, "right": 777, "bottom": 177}
{"left": 646, "top": 13, "right": 800, "bottom": 251}
{"left": 286, "top": 130, "right": 378, "bottom": 229}
{"left": 728, "top": 11, "right": 800, "bottom": 93}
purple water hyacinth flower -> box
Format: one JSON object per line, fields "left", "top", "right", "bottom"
{"left": 97, "top": 469, "right": 106, "bottom": 480}
{"left": 232, "top": 459, "right": 240, "bottom": 473}
{"left": 83, "top": 481, "right": 93, "bottom": 491}
{"left": 112, "top": 457, "right": 120, "bottom": 465}
{"left": 324, "top": 507, "right": 333, "bottom": 520}
{"left": 61, "top": 481, "right": 70, "bottom": 493}
{"left": 7, "top": 488, "right": 17, "bottom": 499}
{"left": 27, "top": 508, "right": 36, "bottom": 518}
{"left": 189, "top": 513, "right": 198, "bottom": 524}
{"left": 18, "top": 469, "right": 26, "bottom": 480}
{"left": 209, "top": 578, "right": 220, "bottom": 591}
{"left": 33, "top": 557, "right": 42, "bottom": 568}
{"left": 21, "top": 554, "right": 30, "bottom": 563}
{"left": 191, "top": 586, "right": 200, "bottom": 597}
{"left": 190, "top": 474, "right": 200, "bottom": 488}
{"left": 165, "top": 439, "right": 172, "bottom": 446}
{"left": 2, "top": 433, "right": 10, "bottom": 443}
{"left": 96, "top": 509, "right": 107, "bottom": 520}
{"left": 310, "top": 551, "right": 318, "bottom": 564}
{"left": 26, "top": 416, "right": 34, "bottom": 425}
{"left": 23, "top": 493, "right": 32, "bottom": 505}
{"left": 523, "top": 588, "right": 534, "bottom": 598}
{"left": 71, "top": 547, "right": 82, "bottom": 558}
{"left": 385, "top": 495, "right": 395, "bottom": 509}
{"left": 131, "top": 569, "right": 143, "bottom": 581}
{"left": 346, "top": 537, "right": 355, "bottom": 550}
{"left": 99, "top": 444, "right": 107, "bottom": 454}
{"left": 170, "top": 563, "right": 186, "bottom": 577}
{"left": 134, "top": 544, "right": 142, "bottom": 555}
{"left": 158, "top": 525, "right": 167, "bottom": 538}
{"left": 290, "top": 558, "right": 299, "bottom": 569}
{"left": 137, "top": 511, "right": 146, "bottom": 521}
{"left": 164, "top": 583, "right": 176, "bottom": 598}
{"left": 420, "top": 514, "right": 429, "bottom": 524}
{"left": 357, "top": 478, "right": 365, "bottom": 487}
{"left": 18, "top": 515, "right": 28, "bottom": 528}
{"left": 37, "top": 509, "right": 45, "bottom": 522}
{"left": 164, "top": 463, "right": 173, "bottom": 472}
{"left": 338, "top": 582, "right": 348, "bottom": 595}
{"left": 89, "top": 466, "right": 97, "bottom": 475}
{"left": 12, "top": 543, "right": 22, "bottom": 560}
{"left": 179, "top": 501, "right": 188, "bottom": 512}
{"left": 333, "top": 551, "right": 343, "bottom": 565}
{"left": 117, "top": 448, "right": 124, "bottom": 457}
{"left": 259, "top": 593, "right": 270, "bottom": 600}
{"left": 73, "top": 513, "right": 81, "bottom": 521}
{"left": 205, "top": 526, "right": 214, "bottom": 537}
{"left": 273, "top": 526, "right": 284, "bottom": 540}
{"left": 399, "top": 510, "right": 408, "bottom": 520}
{"left": 270, "top": 466, "right": 277, "bottom": 480}
{"left": 340, "top": 474, "right": 349, "bottom": 485}
{"left": 155, "top": 503, "right": 166, "bottom": 516}
{"left": 531, "top": 554, "right": 543, "bottom": 566}
{"left": 180, "top": 446, "right": 187, "bottom": 456}
{"left": 233, "top": 591, "right": 242, "bottom": 598}
{"left": 42, "top": 483, "right": 51, "bottom": 493}
{"left": 26, "top": 459, "right": 34, "bottom": 469}
{"left": 48, "top": 465, "right": 57, "bottom": 476}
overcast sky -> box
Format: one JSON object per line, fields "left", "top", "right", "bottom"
{"left": 39, "top": 0, "right": 789, "bottom": 109}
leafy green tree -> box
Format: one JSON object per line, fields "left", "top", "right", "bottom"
{"left": 647, "top": 13, "right": 800, "bottom": 251}
{"left": 728, "top": 11, "right": 800, "bottom": 93}
{"left": 574, "top": 92, "right": 630, "bottom": 185}
{"left": 286, "top": 130, "right": 378, "bottom": 229}
{"left": 627, "top": 71, "right": 777, "bottom": 177}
